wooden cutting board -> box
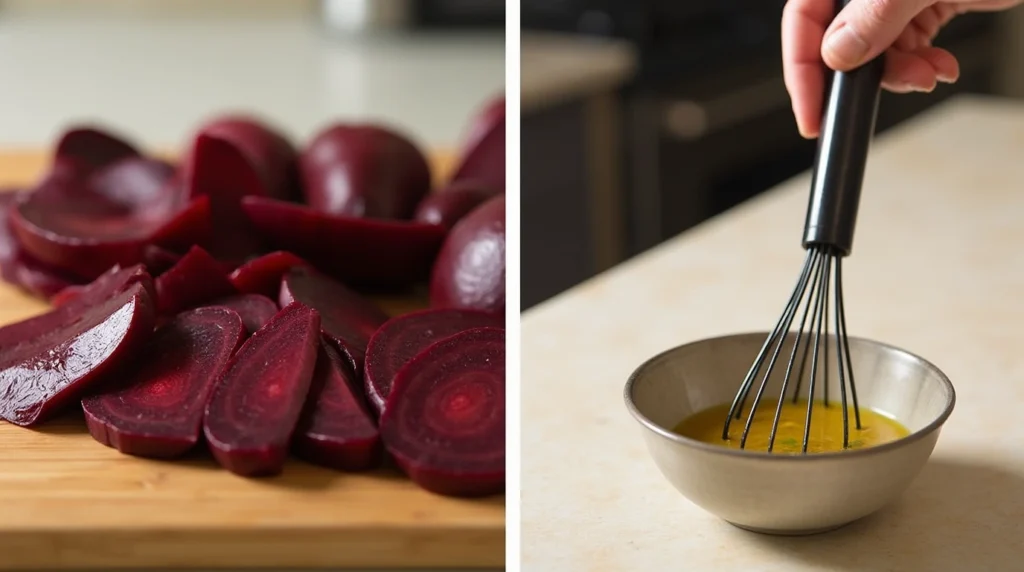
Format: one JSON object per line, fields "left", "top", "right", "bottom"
{"left": 0, "top": 149, "right": 505, "bottom": 570}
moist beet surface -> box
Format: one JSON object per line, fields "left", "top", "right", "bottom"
{"left": 448, "top": 97, "right": 505, "bottom": 193}
{"left": 154, "top": 246, "right": 237, "bottom": 315}
{"left": 206, "top": 293, "right": 279, "bottom": 336}
{"left": 51, "top": 263, "right": 154, "bottom": 308}
{"left": 0, "top": 283, "right": 157, "bottom": 426}
{"left": 193, "top": 115, "right": 299, "bottom": 202}
{"left": 203, "top": 302, "right": 321, "bottom": 476}
{"left": 413, "top": 181, "right": 502, "bottom": 229}
{"left": 299, "top": 123, "right": 431, "bottom": 219}
{"left": 184, "top": 133, "right": 269, "bottom": 262}
{"left": 242, "top": 196, "right": 447, "bottom": 288}
{"left": 54, "top": 126, "right": 140, "bottom": 173}
{"left": 430, "top": 195, "right": 505, "bottom": 313}
{"left": 0, "top": 190, "right": 81, "bottom": 299}
{"left": 294, "top": 340, "right": 381, "bottom": 471}
{"left": 364, "top": 308, "right": 504, "bottom": 416}
{"left": 380, "top": 326, "right": 505, "bottom": 497}
{"left": 89, "top": 157, "right": 179, "bottom": 214}
{"left": 81, "top": 307, "right": 245, "bottom": 458}
{"left": 279, "top": 266, "right": 389, "bottom": 375}
{"left": 228, "top": 251, "right": 308, "bottom": 297}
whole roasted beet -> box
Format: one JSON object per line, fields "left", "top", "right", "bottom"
{"left": 299, "top": 124, "right": 431, "bottom": 220}
{"left": 429, "top": 195, "right": 505, "bottom": 314}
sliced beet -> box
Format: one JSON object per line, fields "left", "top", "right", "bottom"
{"left": 206, "top": 293, "right": 278, "bottom": 336}
{"left": 430, "top": 195, "right": 505, "bottom": 314}
{"left": 364, "top": 308, "right": 504, "bottom": 416}
{"left": 293, "top": 341, "right": 381, "bottom": 471}
{"left": 203, "top": 302, "right": 321, "bottom": 476}
{"left": 413, "top": 181, "right": 502, "bottom": 229}
{"left": 242, "top": 196, "right": 447, "bottom": 288}
{"left": 81, "top": 307, "right": 245, "bottom": 458}
{"left": 154, "top": 246, "right": 237, "bottom": 315}
{"left": 380, "top": 326, "right": 505, "bottom": 497}
{"left": 449, "top": 96, "right": 505, "bottom": 192}
{"left": 228, "top": 251, "right": 308, "bottom": 297}
{"left": 51, "top": 263, "right": 154, "bottom": 308}
{"left": 89, "top": 157, "right": 179, "bottom": 214}
{"left": 184, "top": 133, "right": 269, "bottom": 262}
{"left": 279, "top": 266, "right": 389, "bottom": 374}
{"left": 141, "top": 244, "right": 182, "bottom": 276}
{"left": 0, "top": 190, "right": 81, "bottom": 299}
{"left": 299, "top": 123, "right": 431, "bottom": 219}
{"left": 0, "top": 283, "right": 156, "bottom": 426}
{"left": 192, "top": 115, "right": 299, "bottom": 202}
{"left": 54, "top": 126, "right": 139, "bottom": 173}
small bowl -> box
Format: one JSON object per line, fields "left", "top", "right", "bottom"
{"left": 623, "top": 332, "right": 955, "bottom": 535}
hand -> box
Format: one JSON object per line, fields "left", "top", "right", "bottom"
{"left": 782, "top": 0, "right": 1022, "bottom": 138}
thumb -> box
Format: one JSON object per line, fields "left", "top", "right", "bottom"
{"left": 821, "top": 0, "right": 935, "bottom": 70}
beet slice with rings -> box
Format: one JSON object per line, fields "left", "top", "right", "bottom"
{"left": 448, "top": 96, "right": 505, "bottom": 192}
{"left": 279, "top": 266, "right": 389, "bottom": 374}
{"left": 51, "top": 263, "right": 154, "bottom": 308}
{"left": 206, "top": 293, "right": 279, "bottom": 336}
{"left": 242, "top": 196, "right": 447, "bottom": 288}
{"left": 81, "top": 307, "right": 245, "bottom": 458}
{"left": 299, "top": 123, "right": 431, "bottom": 220}
{"left": 293, "top": 341, "right": 381, "bottom": 471}
{"left": 364, "top": 308, "right": 505, "bottom": 416}
{"left": 54, "top": 126, "right": 140, "bottom": 172}
{"left": 192, "top": 115, "right": 299, "bottom": 202}
{"left": 154, "top": 246, "right": 237, "bottom": 315}
{"left": 228, "top": 251, "right": 308, "bottom": 298}
{"left": 413, "top": 181, "right": 502, "bottom": 229}
{"left": 0, "top": 190, "right": 81, "bottom": 299}
{"left": 184, "top": 133, "right": 270, "bottom": 263}
{"left": 380, "top": 326, "right": 505, "bottom": 497}
{"left": 0, "top": 283, "right": 157, "bottom": 426}
{"left": 203, "top": 302, "right": 321, "bottom": 476}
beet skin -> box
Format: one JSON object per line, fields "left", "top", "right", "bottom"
{"left": 429, "top": 195, "right": 505, "bottom": 314}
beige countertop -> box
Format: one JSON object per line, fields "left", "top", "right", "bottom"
{"left": 520, "top": 33, "right": 637, "bottom": 113}
{"left": 521, "top": 94, "right": 1024, "bottom": 571}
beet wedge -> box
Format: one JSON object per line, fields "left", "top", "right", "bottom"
{"left": 228, "top": 251, "right": 308, "bottom": 298}
{"left": 0, "top": 283, "right": 156, "bottom": 426}
{"left": 51, "top": 263, "right": 153, "bottom": 308}
{"left": 0, "top": 190, "right": 81, "bottom": 299}
{"left": 203, "top": 302, "right": 321, "bottom": 476}
{"left": 192, "top": 115, "right": 299, "bottom": 202}
{"left": 448, "top": 96, "right": 505, "bottom": 192}
{"left": 242, "top": 196, "right": 447, "bottom": 288}
{"left": 154, "top": 245, "right": 237, "bottom": 315}
{"left": 82, "top": 307, "right": 245, "bottom": 458}
{"left": 364, "top": 308, "right": 504, "bottom": 416}
{"left": 206, "top": 293, "right": 279, "bottom": 336}
{"left": 380, "top": 326, "right": 505, "bottom": 497}
{"left": 54, "top": 126, "right": 140, "bottom": 173}
{"left": 279, "top": 266, "right": 389, "bottom": 375}
{"left": 294, "top": 341, "right": 381, "bottom": 472}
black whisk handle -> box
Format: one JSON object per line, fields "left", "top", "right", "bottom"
{"left": 801, "top": 4, "right": 885, "bottom": 256}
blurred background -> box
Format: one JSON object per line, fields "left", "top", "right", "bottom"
{"left": 0, "top": 0, "right": 505, "bottom": 158}
{"left": 520, "top": 1, "right": 1024, "bottom": 310}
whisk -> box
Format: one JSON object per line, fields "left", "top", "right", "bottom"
{"left": 722, "top": 0, "right": 886, "bottom": 454}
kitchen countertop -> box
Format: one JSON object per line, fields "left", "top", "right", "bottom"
{"left": 0, "top": 12, "right": 504, "bottom": 149}
{"left": 520, "top": 94, "right": 1024, "bottom": 571}
{"left": 520, "top": 33, "right": 637, "bottom": 113}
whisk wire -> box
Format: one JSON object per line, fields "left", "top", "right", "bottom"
{"left": 836, "top": 259, "right": 863, "bottom": 430}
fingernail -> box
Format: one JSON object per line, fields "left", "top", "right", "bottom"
{"left": 823, "top": 25, "right": 870, "bottom": 67}
{"left": 937, "top": 73, "right": 957, "bottom": 84}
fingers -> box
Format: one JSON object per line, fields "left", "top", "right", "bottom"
{"left": 881, "top": 46, "right": 959, "bottom": 93}
{"left": 782, "top": 0, "right": 834, "bottom": 138}
{"left": 822, "top": 0, "right": 936, "bottom": 71}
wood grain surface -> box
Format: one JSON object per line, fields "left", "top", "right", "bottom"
{"left": 0, "top": 149, "right": 505, "bottom": 570}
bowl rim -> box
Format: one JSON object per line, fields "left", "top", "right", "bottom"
{"left": 623, "top": 331, "right": 957, "bottom": 461}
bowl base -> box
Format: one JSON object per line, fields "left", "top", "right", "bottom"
{"left": 727, "top": 520, "right": 852, "bottom": 536}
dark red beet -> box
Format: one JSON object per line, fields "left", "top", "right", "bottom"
{"left": 299, "top": 124, "right": 431, "bottom": 219}
{"left": 54, "top": 126, "right": 139, "bottom": 172}
{"left": 203, "top": 302, "right": 321, "bottom": 476}
{"left": 430, "top": 195, "right": 505, "bottom": 313}
{"left": 364, "top": 308, "right": 504, "bottom": 416}
{"left": 0, "top": 283, "right": 156, "bottom": 426}
{"left": 449, "top": 96, "right": 505, "bottom": 192}
{"left": 380, "top": 327, "right": 505, "bottom": 497}
{"left": 154, "top": 246, "right": 237, "bottom": 315}
{"left": 51, "top": 263, "right": 154, "bottom": 308}
{"left": 81, "top": 307, "right": 245, "bottom": 458}
{"left": 413, "top": 181, "right": 502, "bottom": 229}
{"left": 184, "top": 134, "right": 268, "bottom": 262}
{"left": 228, "top": 251, "right": 308, "bottom": 297}
{"left": 293, "top": 341, "right": 381, "bottom": 471}
{"left": 89, "top": 157, "right": 178, "bottom": 213}
{"left": 141, "top": 244, "right": 183, "bottom": 276}
{"left": 206, "top": 293, "right": 279, "bottom": 336}
{"left": 242, "top": 196, "right": 447, "bottom": 288}
{"left": 279, "top": 266, "right": 389, "bottom": 374}
{"left": 192, "top": 115, "right": 299, "bottom": 202}
{"left": 0, "top": 190, "right": 81, "bottom": 299}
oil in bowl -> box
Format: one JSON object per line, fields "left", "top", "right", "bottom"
{"left": 673, "top": 399, "right": 910, "bottom": 454}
